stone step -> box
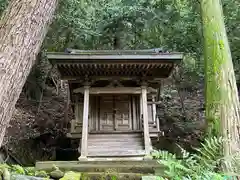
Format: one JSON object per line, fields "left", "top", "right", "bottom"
{"left": 35, "top": 160, "right": 163, "bottom": 174}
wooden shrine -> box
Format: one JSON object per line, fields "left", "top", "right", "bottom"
{"left": 47, "top": 49, "right": 183, "bottom": 161}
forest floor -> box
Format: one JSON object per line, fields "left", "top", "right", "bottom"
{"left": 2, "top": 75, "right": 205, "bottom": 165}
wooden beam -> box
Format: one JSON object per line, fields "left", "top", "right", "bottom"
{"left": 141, "top": 86, "right": 152, "bottom": 156}
{"left": 78, "top": 86, "right": 90, "bottom": 161}
{"left": 68, "top": 77, "right": 164, "bottom": 82}
{"left": 147, "top": 101, "right": 162, "bottom": 105}
{"left": 73, "top": 87, "right": 157, "bottom": 94}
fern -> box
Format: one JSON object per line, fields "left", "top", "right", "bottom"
{"left": 152, "top": 150, "right": 178, "bottom": 161}
{"left": 192, "top": 136, "right": 223, "bottom": 172}
{"left": 24, "top": 167, "right": 35, "bottom": 176}
{"left": 153, "top": 136, "right": 239, "bottom": 180}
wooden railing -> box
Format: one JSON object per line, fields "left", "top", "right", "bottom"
{"left": 140, "top": 114, "right": 161, "bottom": 132}
{"left": 140, "top": 113, "right": 164, "bottom": 139}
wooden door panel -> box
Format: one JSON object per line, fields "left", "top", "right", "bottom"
{"left": 115, "top": 95, "right": 132, "bottom": 130}
{"left": 98, "top": 95, "right": 133, "bottom": 131}
{"left": 99, "top": 96, "right": 114, "bottom": 131}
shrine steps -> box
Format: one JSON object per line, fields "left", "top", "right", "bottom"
{"left": 87, "top": 133, "right": 145, "bottom": 157}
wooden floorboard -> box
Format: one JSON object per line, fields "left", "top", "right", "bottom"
{"left": 88, "top": 151, "right": 146, "bottom": 157}
{"left": 67, "top": 132, "right": 161, "bottom": 139}
{"left": 89, "top": 130, "right": 143, "bottom": 134}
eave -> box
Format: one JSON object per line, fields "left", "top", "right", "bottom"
{"left": 47, "top": 50, "right": 183, "bottom": 80}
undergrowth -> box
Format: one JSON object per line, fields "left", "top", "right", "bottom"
{"left": 152, "top": 136, "right": 240, "bottom": 180}
{"left": 0, "top": 164, "right": 49, "bottom": 178}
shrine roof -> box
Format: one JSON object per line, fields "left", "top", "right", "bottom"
{"left": 47, "top": 49, "right": 183, "bottom": 62}
{"left": 47, "top": 49, "right": 183, "bottom": 79}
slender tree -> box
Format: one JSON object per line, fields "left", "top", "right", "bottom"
{"left": 201, "top": 0, "right": 240, "bottom": 172}
{"left": 0, "top": 0, "right": 58, "bottom": 146}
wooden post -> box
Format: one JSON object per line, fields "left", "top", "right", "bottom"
{"left": 132, "top": 96, "right": 137, "bottom": 130}
{"left": 140, "top": 94, "right": 143, "bottom": 130}
{"left": 78, "top": 85, "right": 90, "bottom": 161}
{"left": 152, "top": 95, "right": 160, "bottom": 131}
{"left": 152, "top": 95, "right": 157, "bottom": 126}
{"left": 141, "top": 85, "right": 152, "bottom": 157}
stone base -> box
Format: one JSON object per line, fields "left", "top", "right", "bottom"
{"left": 143, "top": 155, "right": 153, "bottom": 160}
{"left": 78, "top": 156, "right": 88, "bottom": 161}
{"left": 142, "top": 176, "right": 159, "bottom": 180}
{"left": 35, "top": 160, "right": 161, "bottom": 174}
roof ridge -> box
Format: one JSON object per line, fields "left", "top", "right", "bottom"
{"left": 64, "top": 48, "right": 170, "bottom": 55}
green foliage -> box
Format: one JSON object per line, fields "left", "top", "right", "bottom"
{"left": 0, "top": 0, "right": 239, "bottom": 83}
{"left": 24, "top": 167, "right": 36, "bottom": 176}
{"left": 42, "top": 0, "right": 239, "bottom": 76}
{"left": 152, "top": 136, "right": 239, "bottom": 180}
{"left": 0, "top": 0, "right": 7, "bottom": 15}
{"left": 34, "top": 170, "right": 49, "bottom": 178}
{"left": 0, "top": 164, "right": 49, "bottom": 178}
{"left": 60, "top": 171, "right": 81, "bottom": 180}
{"left": 11, "top": 165, "right": 25, "bottom": 175}
{"left": 23, "top": 51, "right": 52, "bottom": 101}
{"left": 0, "top": 0, "right": 236, "bottom": 107}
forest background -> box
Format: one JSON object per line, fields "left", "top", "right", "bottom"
{"left": 0, "top": 0, "right": 239, "bottom": 170}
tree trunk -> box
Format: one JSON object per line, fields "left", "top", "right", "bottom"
{"left": 0, "top": 0, "right": 58, "bottom": 147}
{"left": 201, "top": 0, "right": 240, "bottom": 172}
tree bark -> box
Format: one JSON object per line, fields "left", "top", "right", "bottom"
{"left": 201, "top": 0, "right": 240, "bottom": 172}
{"left": 0, "top": 0, "right": 58, "bottom": 147}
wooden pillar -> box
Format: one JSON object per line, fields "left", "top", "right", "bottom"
{"left": 75, "top": 104, "right": 80, "bottom": 121}
{"left": 152, "top": 95, "right": 157, "bottom": 126}
{"left": 141, "top": 85, "right": 151, "bottom": 157}
{"left": 139, "top": 94, "right": 143, "bottom": 130}
{"left": 132, "top": 96, "right": 137, "bottom": 130}
{"left": 78, "top": 85, "right": 90, "bottom": 161}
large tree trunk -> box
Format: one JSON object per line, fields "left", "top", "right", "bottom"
{"left": 0, "top": 0, "right": 58, "bottom": 147}
{"left": 201, "top": 0, "right": 240, "bottom": 172}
